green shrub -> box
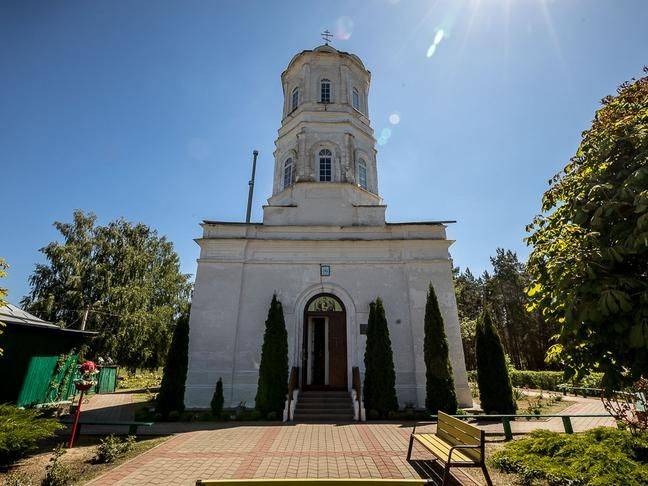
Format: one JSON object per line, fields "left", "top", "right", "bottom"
{"left": 423, "top": 283, "right": 458, "bottom": 414}
{"left": 491, "top": 427, "right": 648, "bottom": 485}
{"left": 93, "top": 435, "right": 135, "bottom": 464}
{"left": 210, "top": 377, "right": 224, "bottom": 418}
{"left": 41, "top": 444, "right": 72, "bottom": 486}
{"left": 255, "top": 295, "right": 289, "bottom": 417}
{"left": 3, "top": 471, "right": 35, "bottom": 486}
{"left": 475, "top": 310, "right": 516, "bottom": 414}
{"left": 156, "top": 309, "right": 190, "bottom": 418}
{"left": 467, "top": 370, "right": 605, "bottom": 392}
{"left": 118, "top": 369, "right": 163, "bottom": 391}
{"left": 0, "top": 405, "right": 63, "bottom": 466}
{"left": 363, "top": 298, "right": 399, "bottom": 418}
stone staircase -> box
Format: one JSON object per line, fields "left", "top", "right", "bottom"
{"left": 293, "top": 390, "right": 354, "bottom": 422}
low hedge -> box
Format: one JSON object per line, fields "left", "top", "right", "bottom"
{"left": 467, "top": 369, "right": 604, "bottom": 391}
{"left": 491, "top": 427, "right": 648, "bottom": 485}
{"left": 0, "top": 404, "right": 63, "bottom": 466}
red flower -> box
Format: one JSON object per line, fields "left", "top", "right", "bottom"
{"left": 80, "top": 361, "right": 97, "bottom": 373}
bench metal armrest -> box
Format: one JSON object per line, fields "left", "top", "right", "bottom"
{"left": 447, "top": 444, "right": 481, "bottom": 464}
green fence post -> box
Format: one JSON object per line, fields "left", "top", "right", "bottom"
{"left": 502, "top": 417, "right": 513, "bottom": 441}
{"left": 561, "top": 416, "right": 574, "bottom": 434}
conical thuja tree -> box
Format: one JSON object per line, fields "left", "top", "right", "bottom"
{"left": 424, "top": 283, "right": 458, "bottom": 414}
{"left": 156, "top": 307, "right": 190, "bottom": 417}
{"left": 255, "top": 294, "right": 288, "bottom": 417}
{"left": 475, "top": 309, "right": 516, "bottom": 414}
{"left": 363, "top": 298, "right": 399, "bottom": 418}
{"left": 211, "top": 377, "right": 224, "bottom": 418}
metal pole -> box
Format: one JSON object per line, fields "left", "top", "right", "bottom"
{"left": 245, "top": 150, "right": 258, "bottom": 224}
{"left": 68, "top": 389, "right": 85, "bottom": 448}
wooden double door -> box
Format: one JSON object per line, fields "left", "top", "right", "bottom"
{"left": 302, "top": 300, "right": 347, "bottom": 390}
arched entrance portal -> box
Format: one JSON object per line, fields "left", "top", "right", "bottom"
{"left": 302, "top": 294, "right": 348, "bottom": 390}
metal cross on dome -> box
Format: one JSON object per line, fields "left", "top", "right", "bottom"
{"left": 321, "top": 29, "right": 333, "bottom": 45}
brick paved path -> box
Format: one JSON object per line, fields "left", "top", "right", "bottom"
{"left": 87, "top": 424, "right": 422, "bottom": 486}
{"left": 86, "top": 395, "right": 614, "bottom": 485}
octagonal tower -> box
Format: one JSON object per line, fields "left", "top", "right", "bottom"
{"left": 264, "top": 45, "right": 385, "bottom": 226}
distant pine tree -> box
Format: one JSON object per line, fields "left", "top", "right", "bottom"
{"left": 156, "top": 308, "right": 190, "bottom": 417}
{"left": 255, "top": 294, "right": 288, "bottom": 417}
{"left": 475, "top": 310, "right": 516, "bottom": 414}
{"left": 211, "top": 377, "right": 224, "bottom": 418}
{"left": 424, "top": 283, "right": 458, "bottom": 414}
{"left": 363, "top": 298, "right": 399, "bottom": 418}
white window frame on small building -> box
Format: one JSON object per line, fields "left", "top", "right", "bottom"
{"left": 358, "top": 159, "right": 367, "bottom": 189}
{"left": 352, "top": 88, "right": 360, "bottom": 111}
{"left": 291, "top": 87, "right": 299, "bottom": 111}
{"left": 318, "top": 149, "right": 332, "bottom": 182}
{"left": 283, "top": 157, "right": 294, "bottom": 189}
{"left": 320, "top": 79, "right": 331, "bottom": 103}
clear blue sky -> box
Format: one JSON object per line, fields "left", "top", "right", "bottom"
{"left": 2, "top": 0, "right": 647, "bottom": 302}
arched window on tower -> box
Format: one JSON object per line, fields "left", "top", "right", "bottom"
{"left": 352, "top": 88, "right": 360, "bottom": 111}
{"left": 283, "top": 158, "right": 294, "bottom": 189}
{"left": 319, "top": 149, "right": 332, "bottom": 182}
{"left": 320, "top": 79, "right": 331, "bottom": 103}
{"left": 291, "top": 87, "right": 299, "bottom": 111}
{"left": 358, "top": 159, "right": 367, "bottom": 189}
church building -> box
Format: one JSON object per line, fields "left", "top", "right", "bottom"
{"left": 185, "top": 43, "right": 472, "bottom": 417}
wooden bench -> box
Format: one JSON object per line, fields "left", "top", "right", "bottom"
{"left": 197, "top": 481, "right": 430, "bottom": 485}
{"left": 407, "top": 411, "right": 491, "bottom": 486}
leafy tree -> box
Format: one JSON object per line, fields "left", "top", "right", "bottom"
{"left": 22, "top": 210, "right": 192, "bottom": 369}
{"left": 424, "top": 283, "right": 457, "bottom": 414}
{"left": 0, "top": 258, "right": 7, "bottom": 356}
{"left": 156, "top": 307, "right": 190, "bottom": 418}
{"left": 255, "top": 294, "right": 288, "bottom": 417}
{"left": 454, "top": 249, "right": 554, "bottom": 371}
{"left": 363, "top": 298, "right": 399, "bottom": 417}
{"left": 526, "top": 70, "right": 648, "bottom": 388}
{"left": 211, "top": 377, "right": 224, "bottom": 418}
{"left": 475, "top": 310, "right": 516, "bottom": 414}
{"left": 454, "top": 268, "right": 482, "bottom": 370}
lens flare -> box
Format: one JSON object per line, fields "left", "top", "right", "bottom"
{"left": 335, "top": 16, "right": 354, "bottom": 40}
{"left": 426, "top": 28, "right": 446, "bottom": 59}
{"left": 389, "top": 113, "right": 400, "bottom": 125}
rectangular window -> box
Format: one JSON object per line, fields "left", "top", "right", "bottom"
{"left": 320, "top": 156, "right": 331, "bottom": 181}
{"left": 352, "top": 89, "right": 360, "bottom": 110}
{"left": 359, "top": 163, "right": 367, "bottom": 189}
{"left": 321, "top": 81, "right": 331, "bottom": 103}
{"left": 291, "top": 89, "right": 299, "bottom": 111}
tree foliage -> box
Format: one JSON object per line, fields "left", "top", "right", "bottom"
{"left": 255, "top": 294, "right": 288, "bottom": 417}
{"left": 475, "top": 310, "right": 516, "bottom": 414}
{"left": 363, "top": 298, "right": 399, "bottom": 417}
{"left": 21, "top": 210, "right": 192, "bottom": 369}
{"left": 526, "top": 71, "right": 648, "bottom": 388}
{"left": 0, "top": 258, "right": 7, "bottom": 356}
{"left": 423, "top": 283, "right": 457, "bottom": 414}
{"left": 211, "top": 377, "right": 224, "bottom": 418}
{"left": 454, "top": 249, "right": 554, "bottom": 371}
{"left": 156, "top": 306, "right": 190, "bottom": 418}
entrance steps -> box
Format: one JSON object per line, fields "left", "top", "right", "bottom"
{"left": 293, "top": 390, "right": 354, "bottom": 422}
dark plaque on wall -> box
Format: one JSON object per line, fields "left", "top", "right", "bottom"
{"left": 320, "top": 264, "right": 331, "bottom": 277}
{"left": 360, "top": 324, "right": 368, "bottom": 335}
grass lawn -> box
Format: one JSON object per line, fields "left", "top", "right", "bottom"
{"left": 0, "top": 434, "right": 169, "bottom": 485}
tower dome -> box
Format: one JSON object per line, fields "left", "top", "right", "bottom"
{"left": 264, "top": 45, "right": 385, "bottom": 226}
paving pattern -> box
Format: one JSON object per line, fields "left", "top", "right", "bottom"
{"left": 85, "top": 393, "right": 614, "bottom": 485}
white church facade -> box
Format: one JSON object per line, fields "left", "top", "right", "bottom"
{"left": 185, "top": 44, "right": 472, "bottom": 415}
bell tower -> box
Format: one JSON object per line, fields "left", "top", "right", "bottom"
{"left": 263, "top": 45, "right": 386, "bottom": 226}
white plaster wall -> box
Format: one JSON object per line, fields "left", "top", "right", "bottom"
{"left": 185, "top": 226, "right": 472, "bottom": 410}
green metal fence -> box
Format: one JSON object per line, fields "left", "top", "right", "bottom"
{"left": 16, "top": 356, "right": 118, "bottom": 407}
{"left": 95, "top": 366, "right": 118, "bottom": 394}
